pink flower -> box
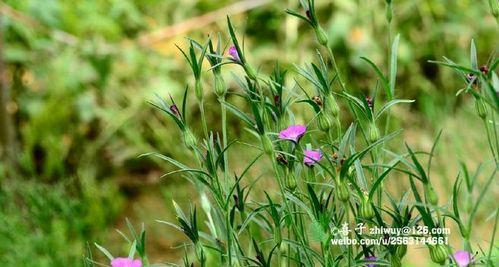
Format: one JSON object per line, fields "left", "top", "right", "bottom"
{"left": 452, "top": 250, "right": 474, "bottom": 267}
{"left": 228, "top": 45, "right": 241, "bottom": 63}
{"left": 303, "top": 149, "right": 322, "bottom": 166}
{"left": 111, "top": 257, "right": 142, "bottom": 267}
{"left": 278, "top": 125, "right": 307, "bottom": 143}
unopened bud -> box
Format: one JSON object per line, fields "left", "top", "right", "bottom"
{"left": 285, "top": 173, "right": 297, "bottom": 191}
{"left": 317, "top": 113, "right": 331, "bottom": 132}
{"left": 425, "top": 184, "right": 438, "bottom": 206}
{"left": 429, "top": 245, "right": 447, "bottom": 265}
{"left": 369, "top": 122, "right": 380, "bottom": 143}
{"left": 214, "top": 74, "right": 227, "bottom": 98}
{"left": 261, "top": 134, "right": 273, "bottom": 156}
{"left": 315, "top": 26, "right": 329, "bottom": 47}
{"left": 183, "top": 128, "right": 197, "bottom": 150}
{"left": 335, "top": 182, "right": 350, "bottom": 202}
{"left": 359, "top": 198, "right": 375, "bottom": 220}
{"left": 326, "top": 94, "right": 339, "bottom": 117}
{"left": 475, "top": 98, "right": 487, "bottom": 119}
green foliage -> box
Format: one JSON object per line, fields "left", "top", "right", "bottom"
{"left": 0, "top": 0, "right": 497, "bottom": 266}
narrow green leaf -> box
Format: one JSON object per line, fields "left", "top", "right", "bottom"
{"left": 470, "top": 39, "right": 478, "bottom": 70}
{"left": 94, "top": 243, "right": 114, "bottom": 261}
{"left": 375, "top": 99, "right": 414, "bottom": 120}
{"left": 360, "top": 57, "right": 390, "bottom": 99}
{"left": 389, "top": 34, "right": 400, "bottom": 99}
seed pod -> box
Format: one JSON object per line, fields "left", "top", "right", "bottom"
{"left": 317, "top": 113, "right": 332, "bottom": 132}
{"left": 183, "top": 128, "right": 197, "bottom": 150}
{"left": 326, "top": 94, "right": 339, "bottom": 117}
{"left": 359, "top": 199, "right": 375, "bottom": 220}
{"left": 315, "top": 26, "right": 329, "bottom": 46}
{"left": 335, "top": 182, "right": 350, "bottom": 202}
{"left": 261, "top": 134, "right": 273, "bottom": 156}
{"left": 195, "top": 79, "right": 203, "bottom": 102}
{"left": 475, "top": 98, "right": 487, "bottom": 119}
{"left": 425, "top": 184, "right": 438, "bottom": 206}
{"left": 214, "top": 74, "right": 227, "bottom": 98}
{"left": 369, "top": 122, "right": 380, "bottom": 143}
{"left": 429, "top": 245, "right": 447, "bottom": 265}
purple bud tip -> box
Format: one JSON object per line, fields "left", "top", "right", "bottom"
{"left": 479, "top": 65, "right": 488, "bottom": 75}
{"left": 278, "top": 125, "right": 307, "bottom": 143}
{"left": 364, "top": 256, "right": 377, "bottom": 267}
{"left": 111, "top": 257, "right": 142, "bottom": 267}
{"left": 274, "top": 95, "right": 280, "bottom": 106}
{"left": 303, "top": 149, "right": 323, "bottom": 166}
{"left": 228, "top": 45, "right": 241, "bottom": 63}
{"left": 452, "top": 250, "right": 474, "bottom": 267}
{"left": 170, "top": 104, "right": 180, "bottom": 116}
{"left": 305, "top": 10, "right": 312, "bottom": 20}
{"left": 366, "top": 96, "right": 373, "bottom": 109}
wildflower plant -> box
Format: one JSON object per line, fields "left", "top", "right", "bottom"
{"left": 88, "top": 1, "right": 498, "bottom": 267}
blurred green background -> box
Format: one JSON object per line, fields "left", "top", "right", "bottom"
{"left": 0, "top": 0, "right": 497, "bottom": 266}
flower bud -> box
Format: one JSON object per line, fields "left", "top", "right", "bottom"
{"left": 425, "top": 184, "right": 438, "bottom": 206}
{"left": 314, "top": 26, "right": 329, "bottom": 46}
{"left": 183, "top": 128, "right": 197, "bottom": 150}
{"left": 429, "top": 245, "right": 448, "bottom": 265}
{"left": 285, "top": 173, "right": 297, "bottom": 191}
{"left": 369, "top": 122, "right": 380, "bottom": 143}
{"left": 359, "top": 199, "right": 375, "bottom": 220}
{"left": 261, "top": 134, "right": 273, "bottom": 156}
{"left": 214, "top": 74, "right": 227, "bottom": 98}
{"left": 317, "top": 113, "right": 331, "bottom": 132}
{"left": 195, "top": 79, "right": 203, "bottom": 101}
{"left": 335, "top": 182, "right": 350, "bottom": 202}
{"left": 475, "top": 98, "right": 487, "bottom": 119}
{"left": 326, "top": 94, "right": 339, "bottom": 117}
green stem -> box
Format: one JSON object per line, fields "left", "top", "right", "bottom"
{"left": 326, "top": 47, "right": 347, "bottom": 92}
{"left": 270, "top": 157, "right": 315, "bottom": 266}
{"left": 199, "top": 100, "right": 209, "bottom": 140}
{"left": 220, "top": 96, "right": 230, "bottom": 192}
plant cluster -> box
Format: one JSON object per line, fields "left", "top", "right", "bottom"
{"left": 85, "top": 1, "right": 498, "bottom": 266}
